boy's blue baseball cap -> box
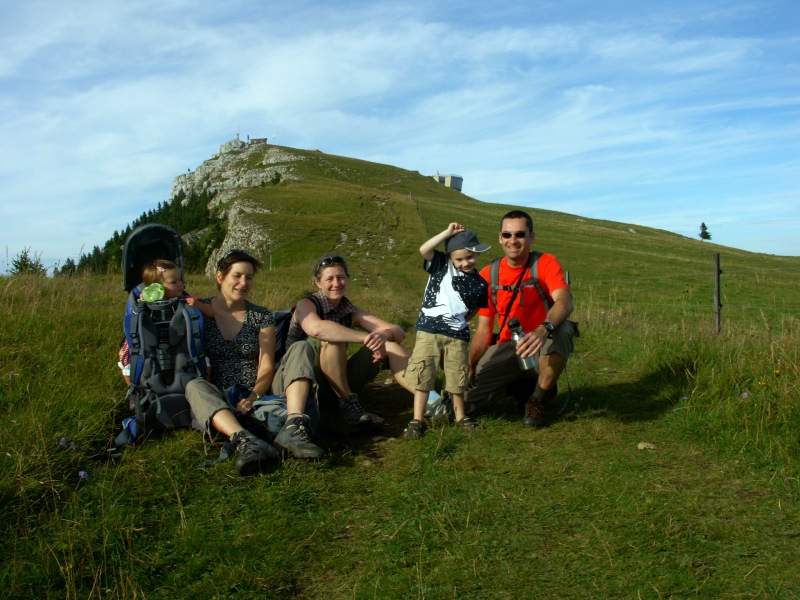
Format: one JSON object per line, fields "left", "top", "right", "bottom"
{"left": 445, "top": 229, "right": 490, "bottom": 254}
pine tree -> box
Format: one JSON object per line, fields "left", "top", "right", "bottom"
{"left": 58, "top": 258, "right": 77, "bottom": 277}
{"left": 76, "top": 188, "right": 220, "bottom": 273}
{"left": 10, "top": 248, "right": 46, "bottom": 276}
{"left": 699, "top": 222, "right": 711, "bottom": 241}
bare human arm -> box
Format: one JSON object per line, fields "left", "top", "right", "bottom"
{"left": 353, "top": 308, "right": 406, "bottom": 360}
{"left": 236, "top": 325, "right": 277, "bottom": 415}
{"left": 294, "top": 296, "right": 405, "bottom": 362}
{"left": 185, "top": 296, "right": 215, "bottom": 319}
{"left": 419, "top": 222, "right": 465, "bottom": 262}
{"left": 468, "top": 314, "right": 494, "bottom": 381}
{"left": 294, "top": 298, "right": 367, "bottom": 344}
{"left": 514, "top": 287, "right": 574, "bottom": 358}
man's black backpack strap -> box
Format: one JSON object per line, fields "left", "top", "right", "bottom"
{"left": 519, "top": 251, "right": 551, "bottom": 310}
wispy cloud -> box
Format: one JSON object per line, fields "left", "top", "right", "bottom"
{"left": 1, "top": 0, "right": 798, "bottom": 270}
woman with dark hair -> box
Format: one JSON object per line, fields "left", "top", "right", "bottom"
{"left": 284, "top": 253, "right": 414, "bottom": 426}
{"left": 185, "top": 249, "right": 324, "bottom": 475}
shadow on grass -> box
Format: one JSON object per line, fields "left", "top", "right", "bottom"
{"left": 311, "top": 381, "right": 413, "bottom": 464}
{"left": 486, "top": 353, "right": 696, "bottom": 425}
{"left": 322, "top": 351, "right": 698, "bottom": 455}
{"left": 104, "top": 351, "right": 694, "bottom": 467}
{"left": 97, "top": 350, "right": 692, "bottom": 469}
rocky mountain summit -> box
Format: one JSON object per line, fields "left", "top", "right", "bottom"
{"left": 171, "top": 140, "right": 309, "bottom": 275}
{"left": 165, "top": 139, "right": 468, "bottom": 277}
{"left": 171, "top": 141, "right": 304, "bottom": 208}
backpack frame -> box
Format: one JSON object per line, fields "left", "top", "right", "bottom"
{"left": 122, "top": 223, "right": 185, "bottom": 293}
{"left": 113, "top": 288, "right": 207, "bottom": 450}
{"left": 112, "top": 224, "right": 206, "bottom": 454}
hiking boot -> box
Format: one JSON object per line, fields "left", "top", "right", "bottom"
{"left": 522, "top": 398, "right": 549, "bottom": 429}
{"left": 275, "top": 415, "right": 326, "bottom": 459}
{"left": 339, "top": 393, "right": 385, "bottom": 426}
{"left": 455, "top": 415, "right": 482, "bottom": 431}
{"left": 232, "top": 430, "right": 279, "bottom": 476}
{"left": 403, "top": 419, "right": 426, "bottom": 440}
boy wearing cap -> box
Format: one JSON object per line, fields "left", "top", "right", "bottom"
{"left": 403, "top": 223, "right": 490, "bottom": 439}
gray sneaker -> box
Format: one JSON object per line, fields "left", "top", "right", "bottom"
{"left": 339, "top": 393, "right": 384, "bottom": 426}
{"left": 403, "top": 419, "right": 426, "bottom": 440}
{"left": 232, "top": 430, "right": 279, "bottom": 476}
{"left": 455, "top": 416, "right": 482, "bottom": 431}
{"left": 275, "top": 415, "right": 326, "bottom": 459}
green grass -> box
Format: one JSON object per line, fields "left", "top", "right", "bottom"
{"left": 3, "top": 274, "right": 799, "bottom": 598}
{"left": 2, "top": 146, "right": 800, "bottom": 598}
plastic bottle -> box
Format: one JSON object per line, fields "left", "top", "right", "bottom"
{"left": 508, "top": 318, "right": 537, "bottom": 370}
{"left": 141, "top": 283, "right": 165, "bottom": 303}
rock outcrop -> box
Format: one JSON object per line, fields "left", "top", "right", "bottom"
{"left": 204, "top": 200, "right": 275, "bottom": 277}
{"left": 171, "top": 143, "right": 305, "bottom": 209}
{"left": 170, "top": 141, "right": 309, "bottom": 274}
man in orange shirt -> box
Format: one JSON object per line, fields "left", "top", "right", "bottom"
{"left": 466, "top": 210, "right": 576, "bottom": 427}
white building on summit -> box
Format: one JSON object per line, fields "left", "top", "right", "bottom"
{"left": 432, "top": 174, "right": 463, "bottom": 192}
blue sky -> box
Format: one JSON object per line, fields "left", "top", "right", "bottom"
{"left": 1, "top": 0, "right": 798, "bottom": 272}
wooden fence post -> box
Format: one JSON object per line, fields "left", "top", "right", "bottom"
{"left": 714, "top": 253, "right": 722, "bottom": 335}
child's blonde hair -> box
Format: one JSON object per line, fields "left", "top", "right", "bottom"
{"left": 142, "top": 259, "right": 180, "bottom": 286}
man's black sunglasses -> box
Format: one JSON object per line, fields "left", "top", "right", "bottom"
{"left": 501, "top": 231, "right": 528, "bottom": 239}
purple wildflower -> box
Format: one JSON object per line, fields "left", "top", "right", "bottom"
{"left": 70, "top": 441, "right": 77, "bottom": 451}
{"left": 59, "top": 438, "right": 67, "bottom": 447}
{"left": 742, "top": 392, "right": 750, "bottom": 399}
{"left": 78, "top": 470, "right": 89, "bottom": 481}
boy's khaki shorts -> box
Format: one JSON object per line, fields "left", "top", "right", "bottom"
{"left": 405, "top": 331, "right": 469, "bottom": 394}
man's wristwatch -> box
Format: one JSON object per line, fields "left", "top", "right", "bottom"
{"left": 541, "top": 321, "right": 555, "bottom": 337}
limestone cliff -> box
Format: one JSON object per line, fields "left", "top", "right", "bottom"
{"left": 170, "top": 141, "right": 307, "bottom": 275}
{"left": 171, "top": 142, "right": 304, "bottom": 209}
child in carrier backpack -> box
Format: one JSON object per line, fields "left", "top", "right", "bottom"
{"left": 118, "top": 259, "right": 212, "bottom": 385}
{"left": 402, "top": 223, "right": 490, "bottom": 439}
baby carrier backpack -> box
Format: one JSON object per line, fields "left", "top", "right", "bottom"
{"left": 110, "top": 224, "right": 205, "bottom": 456}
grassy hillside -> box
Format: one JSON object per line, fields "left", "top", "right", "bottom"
{"left": 1, "top": 146, "right": 799, "bottom": 598}
{"left": 198, "top": 144, "right": 800, "bottom": 327}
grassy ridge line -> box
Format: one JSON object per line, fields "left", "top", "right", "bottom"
{"left": 162, "top": 143, "right": 800, "bottom": 323}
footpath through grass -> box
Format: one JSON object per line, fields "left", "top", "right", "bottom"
{"left": 1, "top": 268, "right": 799, "bottom": 598}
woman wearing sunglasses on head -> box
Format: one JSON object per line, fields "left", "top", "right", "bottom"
{"left": 284, "top": 254, "right": 415, "bottom": 427}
